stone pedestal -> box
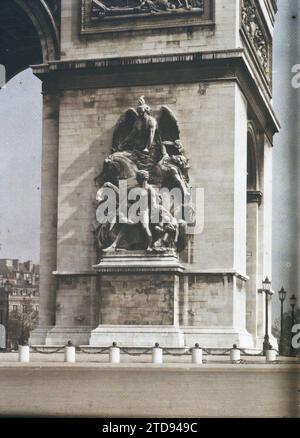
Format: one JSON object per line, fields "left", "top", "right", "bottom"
{"left": 183, "top": 327, "right": 254, "bottom": 350}
{"left": 90, "top": 325, "right": 185, "bottom": 348}
{"left": 90, "top": 252, "right": 185, "bottom": 347}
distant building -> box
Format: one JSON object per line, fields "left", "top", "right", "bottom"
{"left": 0, "top": 259, "right": 40, "bottom": 347}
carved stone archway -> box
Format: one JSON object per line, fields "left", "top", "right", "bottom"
{"left": 247, "top": 121, "right": 260, "bottom": 194}
{"left": 0, "top": 0, "right": 60, "bottom": 80}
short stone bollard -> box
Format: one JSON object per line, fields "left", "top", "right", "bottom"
{"left": 192, "top": 344, "right": 203, "bottom": 364}
{"left": 110, "top": 342, "right": 120, "bottom": 364}
{"left": 152, "top": 343, "right": 163, "bottom": 364}
{"left": 18, "top": 344, "right": 30, "bottom": 363}
{"left": 64, "top": 341, "right": 76, "bottom": 363}
{"left": 230, "top": 344, "right": 241, "bottom": 363}
{"left": 266, "top": 348, "right": 277, "bottom": 362}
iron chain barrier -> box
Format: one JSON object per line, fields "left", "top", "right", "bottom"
{"left": 9, "top": 341, "right": 296, "bottom": 365}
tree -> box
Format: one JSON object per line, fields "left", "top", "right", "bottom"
{"left": 7, "top": 304, "right": 38, "bottom": 350}
{"left": 273, "top": 308, "right": 300, "bottom": 356}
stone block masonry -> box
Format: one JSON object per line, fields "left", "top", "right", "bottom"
{"left": 99, "top": 273, "right": 179, "bottom": 326}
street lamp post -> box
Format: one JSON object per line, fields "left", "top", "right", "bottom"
{"left": 290, "top": 294, "right": 297, "bottom": 356}
{"left": 278, "top": 287, "right": 287, "bottom": 355}
{"left": 261, "top": 276, "right": 272, "bottom": 355}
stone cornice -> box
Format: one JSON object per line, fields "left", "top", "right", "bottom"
{"left": 32, "top": 49, "right": 244, "bottom": 74}
{"left": 181, "top": 269, "right": 249, "bottom": 281}
{"left": 93, "top": 252, "right": 184, "bottom": 273}
{"left": 53, "top": 271, "right": 98, "bottom": 276}
{"left": 31, "top": 48, "right": 280, "bottom": 139}
{"left": 53, "top": 269, "right": 249, "bottom": 281}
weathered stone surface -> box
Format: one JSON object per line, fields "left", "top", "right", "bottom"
{"left": 55, "top": 275, "right": 98, "bottom": 327}
{"left": 99, "top": 273, "right": 179, "bottom": 325}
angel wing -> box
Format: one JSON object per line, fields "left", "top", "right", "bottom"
{"left": 157, "top": 106, "right": 180, "bottom": 142}
{"left": 112, "top": 108, "right": 138, "bottom": 152}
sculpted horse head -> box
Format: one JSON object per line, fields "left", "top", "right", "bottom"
{"left": 95, "top": 151, "right": 139, "bottom": 187}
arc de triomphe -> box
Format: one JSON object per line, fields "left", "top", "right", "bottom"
{"left": 0, "top": 0, "right": 279, "bottom": 349}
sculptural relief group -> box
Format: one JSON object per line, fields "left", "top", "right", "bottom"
{"left": 94, "top": 96, "right": 195, "bottom": 255}
{"left": 91, "top": 0, "right": 204, "bottom": 19}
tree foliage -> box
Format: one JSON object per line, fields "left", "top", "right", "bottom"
{"left": 7, "top": 304, "right": 38, "bottom": 350}
{"left": 273, "top": 308, "right": 300, "bottom": 356}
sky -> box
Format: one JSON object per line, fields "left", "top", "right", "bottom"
{"left": 0, "top": 69, "right": 42, "bottom": 264}
{"left": 0, "top": 1, "right": 299, "bottom": 318}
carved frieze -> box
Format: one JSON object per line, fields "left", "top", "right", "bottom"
{"left": 81, "top": 0, "right": 214, "bottom": 34}
{"left": 241, "top": 0, "right": 271, "bottom": 81}
{"left": 91, "top": 0, "right": 204, "bottom": 20}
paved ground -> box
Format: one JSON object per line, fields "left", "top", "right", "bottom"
{"left": 0, "top": 353, "right": 299, "bottom": 418}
